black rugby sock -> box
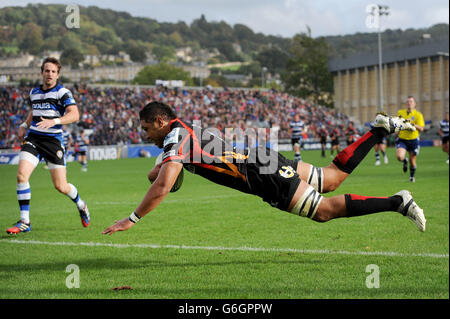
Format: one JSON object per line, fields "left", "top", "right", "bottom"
{"left": 345, "top": 194, "right": 402, "bottom": 217}
{"left": 410, "top": 165, "right": 416, "bottom": 178}
{"left": 333, "top": 128, "right": 388, "bottom": 174}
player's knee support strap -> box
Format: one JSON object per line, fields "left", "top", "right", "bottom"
{"left": 307, "top": 165, "right": 323, "bottom": 193}
{"left": 290, "top": 185, "right": 323, "bottom": 219}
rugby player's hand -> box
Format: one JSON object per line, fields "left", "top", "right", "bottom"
{"left": 102, "top": 217, "right": 134, "bottom": 235}
{"left": 148, "top": 163, "right": 163, "bottom": 183}
{"left": 18, "top": 126, "right": 27, "bottom": 141}
{"left": 37, "top": 117, "right": 58, "bottom": 130}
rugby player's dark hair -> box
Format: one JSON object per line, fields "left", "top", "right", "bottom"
{"left": 140, "top": 101, "right": 177, "bottom": 123}
{"left": 41, "top": 57, "right": 62, "bottom": 73}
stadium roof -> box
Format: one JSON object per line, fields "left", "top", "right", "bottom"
{"left": 328, "top": 37, "right": 449, "bottom": 72}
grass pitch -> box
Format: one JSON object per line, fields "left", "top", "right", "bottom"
{"left": 0, "top": 146, "right": 448, "bottom": 299}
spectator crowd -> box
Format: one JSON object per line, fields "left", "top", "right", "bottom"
{"left": 1, "top": 84, "right": 358, "bottom": 150}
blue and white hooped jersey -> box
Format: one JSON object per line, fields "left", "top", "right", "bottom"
{"left": 28, "top": 83, "right": 76, "bottom": 141}
{"left": 76, "top": 135, "right": 88, "bottom": 152}
{"left": 440, "top": 120, "right": 449, "bottom": 137}
{"left": 62, "top": 130, "right": 71, "bottom": 149}
{"left": 290, "top": 120, "right": 305, "bottom": 139}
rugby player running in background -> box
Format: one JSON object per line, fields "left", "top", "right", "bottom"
{"left": 6, "top": 57, "right": 90, "bottom": 234}
{"left": 75, "top": 129, "right": 89, "bottom": 172}
{"left": 344, "top": 121, "right": 359, "bottom": 146}
{"left": 289, "top": 113, "right": 305, "bottom": 162}
{"left": 62, "top": 124, "right": 72, "bottom": 159}
{"left": 374, "top": 137, "right": 389, "bottom": 166}
{"left": 103, "top": 102, "right": 426, "bottom": 236}
{"left": 318, "top": 125, "right": 328, "bottom": 158}
{"left": 439, "top": 112, "right": 449, "bottom": 164}
{"left": 370, "top": 120, "right": 389, "bottom": 166}
{"left": 395, "top": 96, "right": 425, "bottom": 182}
{"left": 329, "top": 127, "right": 341, "bottom": 158}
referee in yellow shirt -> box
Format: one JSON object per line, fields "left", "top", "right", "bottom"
{"left": 395, "top": 96, "right": 425, "bottom": 182}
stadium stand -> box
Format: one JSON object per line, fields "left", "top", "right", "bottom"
{"left": 1, "top": 84, "right": 354, "bottom": 149}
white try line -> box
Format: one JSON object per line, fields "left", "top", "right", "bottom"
{"left": 1, "top": 239, "right": 448, "bottom": 259}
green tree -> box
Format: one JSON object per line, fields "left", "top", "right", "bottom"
{"left": 124, "top": 40, "right": 147, "bottom": 62}
{"left": 152, "top": 45, "right": 175, "bottom": 63}
{"left": 45, "top": 36, "right": 61, "bottom": 51}
{"left": 58, "top": 32, "right": 84, "bottom": 52}
{"left": 283, "top": 32, "right": 334, "bottom": 107}
{"left": 17, "top": 22, "right": 43, "bottom": 55}
{"left": 256, "top": 46, "right": 289, "bottom": 74}
{"left": 60, "top": 47, "right": 84, "bottom": 68}
{"left": 168, "top": 31, "right": 184, "bottom": 47}
{"left": 237, "top": 61, "right": 261, "bottom": 77}
{"left": 217, "top": 42, "right": 242, "bottom": 62}
{"left": 45, "top": 23, "right": 67, "bottom": 38}
{"left": 233, "top": 24, "right": 254, "bottom": 42}
{"left": 132, "top": 63, "right": 193, "bottom": 85}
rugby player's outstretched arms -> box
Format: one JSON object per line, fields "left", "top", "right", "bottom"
{"left": 102, "top": 161, "right": 183, "bottom": 235}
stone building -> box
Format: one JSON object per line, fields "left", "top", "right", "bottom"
{"left": 328, "top": 38, "right": 449, "bottom": 125}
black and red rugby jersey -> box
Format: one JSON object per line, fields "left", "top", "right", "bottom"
{"left": 161, "top": 118, "right": 300, "bottom": 211}
{"left": 161, "top": 118, "right": 253, "bottom": 195}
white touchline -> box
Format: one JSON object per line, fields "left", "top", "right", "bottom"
{"left": 1, "top": 239, "right": 448, "bottom": 259}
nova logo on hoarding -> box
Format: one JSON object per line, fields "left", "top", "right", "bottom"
{"left": 89, "top": 147, "right": 118, "bottom": 161}
{"left": 0, "top": 156, "right": 11, "bottom": 164}
{"left": 0, "top": 154, "right": 19, "bottom": 165}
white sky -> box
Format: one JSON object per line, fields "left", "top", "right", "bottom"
{"left": 1, "top": 0, "right": 448, "bottom": 37}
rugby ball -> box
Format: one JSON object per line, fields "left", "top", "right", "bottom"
{"left": 155, "top": 153, "right": 184, "bottom": 192}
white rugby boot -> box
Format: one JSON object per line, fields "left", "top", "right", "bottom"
{"left": 394, "top": 190, "right": 426, "bottom": 232}
{"left": 373, "top": 113, "right": 416, "bottom": 134}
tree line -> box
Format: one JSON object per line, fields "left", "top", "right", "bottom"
{"left": 0, "top": 4, "right": 447, "bottom": 107}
